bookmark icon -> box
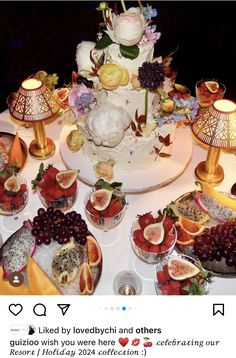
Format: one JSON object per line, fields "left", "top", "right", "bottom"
{"left": 57, "top": 304, "right": 70, "bottom": 316}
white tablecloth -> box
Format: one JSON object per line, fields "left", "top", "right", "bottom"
{"left": 0, "top": 110, "right": 236, "bottom": 295}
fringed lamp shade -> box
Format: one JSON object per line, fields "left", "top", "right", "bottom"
{"left": 192, "top": 99, "right": 236, "bottom": 148}
{"left": 192, "top": 99, "right": 236, "bottom": 184}
{"left": 8, "top": 78, "right": 60, "bottom": 122}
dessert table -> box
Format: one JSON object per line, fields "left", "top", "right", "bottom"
{"left": 0, "top": 110, "right": 236, "bottom": 295}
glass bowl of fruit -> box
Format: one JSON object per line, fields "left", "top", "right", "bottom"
{"left": 0, "top": 174, "right": 28, "bottom": 215}
{"left": 32, "top": 163, "right": 78, "bottom": 211}
{"left": 155, "top": 254, "right": 211, "bottom": 295}
{"left": 84, "top": 179, "right": 127, "bottom": 231}
{"left": 130, "top": 211, "right": 177, "bottom": 264}
{"left": 195, "top": 79, "right": 226, "bottom": 108}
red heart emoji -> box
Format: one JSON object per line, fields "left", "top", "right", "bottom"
{"left": 119, "top": 337, "right": 129, "bottom": 347}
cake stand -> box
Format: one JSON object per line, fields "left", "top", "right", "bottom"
{"left": 59, "top": 125, "right": 193, "bottom": 193}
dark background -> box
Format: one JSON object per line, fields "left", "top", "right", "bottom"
{"left": 0, "top": 1, "right": 235, "bottom": 112}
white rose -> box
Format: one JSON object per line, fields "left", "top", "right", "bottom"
{"left": 113, "top": 8, "right": 145, "bottom": 46}
{"left": 76, "top": 41, "right": 96, "bottom": 75}
{"left": 85, "top": 104, "right": 131, "bottom": 147}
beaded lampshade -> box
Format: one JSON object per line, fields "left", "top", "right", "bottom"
{"left": 7, "top": 78, "right": 60, "bottom": 159}
{"left": 192, "top": 99, "right": 236, "bottom": 184}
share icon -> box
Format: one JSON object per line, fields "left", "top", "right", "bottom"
{"left": 57, "top": 304, "right": 70, "bottom": 316}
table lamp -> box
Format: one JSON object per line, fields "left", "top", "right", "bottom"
{"left": 192, "top": 99, "right": 236, "bottom": 184}
{"left": 7, "top": 77, "right": 60, "bottom": 159}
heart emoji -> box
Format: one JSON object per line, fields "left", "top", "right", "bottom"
{"left": 9, "top": 304, "right": 23, "bottom": 316}
{"left": 118, "top": 337, "right": 129, "bottom": 347}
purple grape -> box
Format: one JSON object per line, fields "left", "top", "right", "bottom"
{"left": 47, "top": 207, "right": 54, "bottom": 215}
{"left": 44, "top": 237, "right": 51, "bottom": 245}
{"left": 31, "top": 228, "right": 39, "bottom": 237}
{"left": 36, "top": 237, "right": 43, "bottom": 246}
{"left": 38, "top": 208, "right": 46, "bottom": 217}
{"left": 79, "top": 237, "right": 87, "bottom": 245}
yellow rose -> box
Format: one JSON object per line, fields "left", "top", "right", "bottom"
{"left": 120, "top": 68, "right": 130, "bottom": 86}
{"left": 99, "top": 64, "right": 123, "bottom": 90}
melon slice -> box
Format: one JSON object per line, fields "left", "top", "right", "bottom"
{"left": 8, "top": 132, "right": 24, "bottom": 168}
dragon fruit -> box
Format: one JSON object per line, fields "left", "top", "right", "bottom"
{"left": 194, "top": 192, "right": 236, "bottom": 222}
{"left": 167, "top": 202, "right": 210, "bottom": 224}
{"left": 1, "top": 221, "right": 36, "bottom": 279}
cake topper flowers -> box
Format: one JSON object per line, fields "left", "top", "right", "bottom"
{"left": 68, "top": 84, "right": 96, "bottom": 117}
{"left": 95, "top": 1, "right": 160, "bottom": 59}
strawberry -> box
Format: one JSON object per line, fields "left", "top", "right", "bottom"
{"left": 14, "top": 196, "right": 24, "bottom": 208}
{"left": 156, "top": 270, "right": 170, "bottom": 284}
{"left": 139, "top": 242, "right": 150, "bottom": 252}
{"left": 2, "top": 194, "right": 12, "bottom": 203}
{"left": 163, "top": 264, "right": 170, "bottom": 277}
{"left": 168, "top": 287, "right": 181, "bottom": 295}
{"left": 86, "top": 200, "right": 100, "bottom": 218}
{"left": 133, "top": 229, "right": 146, "bottom": 243}
{"left": 163, "top": 216, "right": 174, "bottom": 233}
{"left": 149, "top": 245, "right": 161, "bottom": 254}
{"left": 159, "top": 283, "right": 172, "bottom": 295}
{"left": 63, "top": 182, "right": 77, "bottom": 197}
{"left": 1, "top": 202, "right": 12, "bottom": 211}
{"left": 20, "top": 184, "right": 27, "bottom": 193}
{"left": 37, "top": 176, "right": 55, "bottom": 189}
{"left": 0, "top": 185, "right": 4, "bottom": 196}
{"left": 44, "top": 166, "right": 59, "bottom": 180}
{"left": 163, "top": 231, "right": 175, "bottom": 248}
{"left": 138, "top": 212, "right": 155, "bottom": 229}
{"left": 169, "top": 280, "right": 181, "bottom": 290}
{"left": 106, "top": 199, "right": 124, "bottom": 217}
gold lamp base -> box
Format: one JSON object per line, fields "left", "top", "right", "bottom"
{"left": 195, "top": 161, "right": 224, "bottom": 185}
{"left": 29, "top": 138, "right": 55, "bottom": 159}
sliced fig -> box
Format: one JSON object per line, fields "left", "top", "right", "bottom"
{"left": 90, "top": 189, "right": 112, "bottom": 211}
{"left": 56, "top": 169, "right": 78, "bottom": 189}
{"left": 167, "top": 257, "right": 200, "bottom": 281}
{"left": 54, "top": 87, "right": 69, "bottom": 102}
{"left": 204, "top": 81, "right": 219, "bottom": 93}
{"left": 4, "top": 175, "right": 21, "bottom": 193}
{"left": 143, "top": 223, "right": 164, "bottom": 245}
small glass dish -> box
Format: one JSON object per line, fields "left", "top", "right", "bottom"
{"left": 38, "top": 183, "right": 78, "bottom": 211}
{"left": 155, "top": 254, "right": 209, "bottom": 296}
{"left": 195, "top": 79, "right": 226, "bottom": 108}
{"left": 0, "top": 174, "right": 28, "bottom": 216}
{"left": 113, "top": 270, "right": 142, "bottom": 295}
{"left": 84, "top": 190, "right": 127, "bottom": 231}
{"left": 130, "top": 218, "right": 177, "bottom": 265}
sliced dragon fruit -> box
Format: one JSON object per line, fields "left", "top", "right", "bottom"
{"left": 2, "top": 220, "right": 36, "bottom": 279}
{"left": 194, "top": 192, "right": 235, "bottom": 222}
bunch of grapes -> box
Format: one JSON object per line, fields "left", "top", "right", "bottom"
{"left": 193, "top": 219, "right": 236, "bottom": 267}
{"left": 31, "top": 207, "right": 89, "bottom": 246}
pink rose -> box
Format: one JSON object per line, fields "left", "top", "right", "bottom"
{"left": 113, "top": 8, "right": 145, "bottom": 46}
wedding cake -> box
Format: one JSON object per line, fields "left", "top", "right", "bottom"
{"left": 71, "top": 2, "right": 197, "bottom": 172}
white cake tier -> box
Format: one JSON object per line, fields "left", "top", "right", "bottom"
{"left": 104, "top": 42, "right": 154, "bottom": 76}
{"left": 97, "top": 88, "right": 158, "bottom": 121}
{"left": 82, "top": 123, "right": 177, "bottom": 170}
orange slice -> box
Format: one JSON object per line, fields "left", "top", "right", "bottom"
{"left": 78, "top": 262, "right": 94, "bottom": 295}
{"left": 87, "top": 235, "right": 102, "bottom": 267}
{"left": 178, "top": 216, "right": 205, "bottom": 236}
{"left": 176, "top": 227, "right": 194, "bottom": 246}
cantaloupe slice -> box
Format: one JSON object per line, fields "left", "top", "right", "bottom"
{"left": 27, "top": 256, "right": 61, "bottom": 295}
{"left": 8, "top": 132, "right": 24, "bottom": 168}
{"left": 0, "top": 266, "right": 31, "bottom": 295}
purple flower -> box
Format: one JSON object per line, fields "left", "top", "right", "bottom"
{"left": 138, "top": 62, "right": 165, "bottom": 89}
{"left": 143, "top": 5, "right": 157, "bottom": 21}
{"left": 68, "top": 84, "right": 96, "bottom": 116}
{"left": 143, "top": 25, "right": 161, "bottom": 45}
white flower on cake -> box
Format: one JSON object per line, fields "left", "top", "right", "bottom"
{"left": 76, "top": 41, "right": 101, "bottom": 77}
{"left": 85, "top": 103, "right": 131, "bottom": 147}
{"left": 106, "top": 8, "right": 145, "bottom": 47}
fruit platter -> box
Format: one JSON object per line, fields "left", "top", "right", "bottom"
{"left": 0, "top": 207, "right": 102, "bottom": 295}
{"left": 167, "top": 181, "right": 236, "bottom": 275}
{"left": 0, "top": 132, "right": 28, "bottom": 172}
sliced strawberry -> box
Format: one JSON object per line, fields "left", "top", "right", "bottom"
{"left": 163, "top": 264, "right": 170, "bottom": 279}
{"left": 139, "top": 242, "right": 150, "bottom": 252}
{"left": 86, "top": 200, "right": 100, "bottom": 218}
{"left": 106, "top": 199, "right": 124, "bottom": 217}
{"left": 159, "top": 283, "right": 172, "bottom": 295}
{"left": 1, "top": 202, "right": 12, "bottom": 211}
{"left": 169, "top": 280, "right": 181, "bottom": 290}
{"left": 133, "top": 229, "right": 146, "bottom": 243}
{"left": 149, "top": 245, "right": 161, "bottom": 254}
{"left": 14, "top": 196, "right": 24, "bottom": 208}
{"left": 156, "top": 270, "right": 170, "bottom": 284}
{"left": 20, "top": 184, "right": 27, "bottom": 193}
{"left": 0, "top": 185, "right": 4, "bottom": 196}
{"left": 168, "top": 287, "right": 181, "bottom": 295}
{"left": 1, "top": 194, "right": 12, "bottom": 203}
{"left": 138, "top": 212, "right": 155, "bottom": 229}
{"left": 163, "top": 216, "right": 174, "bottom": 233}
{"left": 163, "top": 231, "right": 175, "bottom": 248}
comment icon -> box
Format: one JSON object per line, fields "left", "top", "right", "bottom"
{"left": 33, "top": 303, "right": 47, "bottom": 317}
